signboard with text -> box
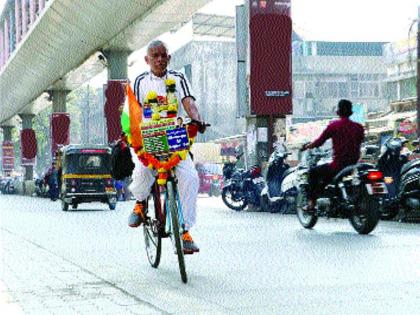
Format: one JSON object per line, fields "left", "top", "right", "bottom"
{"left": 2, "top": 140, "right": 14, "bottom": 171}
{"left": 141, "top": 118, "right": 189, "bottom": 154}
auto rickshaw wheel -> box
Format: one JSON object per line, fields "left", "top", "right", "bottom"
{"left": 62, "top": 200, "right": 69, "bottom": 211}
{"left": 72, "top": 204, "right": 78, "bottom": 210}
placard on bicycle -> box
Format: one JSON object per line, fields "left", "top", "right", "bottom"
{"left": 140, "top": 118, "right": 189, "bottom": 158}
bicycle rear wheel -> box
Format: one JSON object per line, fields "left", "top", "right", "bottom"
{"left": 167, "top": 181, "right": 187, "bottom": 283}
{"left": 143, "top": 197, "right": 162, "bottom": 268}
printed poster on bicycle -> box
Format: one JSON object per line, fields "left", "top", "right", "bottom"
{"left": 141, "top": 117, "right": 189, "bottom": 154}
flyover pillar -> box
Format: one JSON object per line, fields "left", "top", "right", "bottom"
{"left": 50, "top": 89, "right": 71, "bottom": 154}
{"left": 103, "top": 50, "right": 131, "bottom": 143}
{"left": 18, "top": 113, "right": 36, "bottom": 180}
{"left": 51, "top": 89, "right": 69, "bottom": 113}
{"left": 1, "top": 124, "right": 15, "bottom": 176}
{"left": 105, "top": 50, "right": 130, "bottom": 80}
{"left": 2, "top": 125, "right": 13, "bottom": 141}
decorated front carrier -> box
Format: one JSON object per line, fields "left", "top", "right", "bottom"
{"left": 121, "top": 80, "right": 197, "bottom": 186}
{"left": 141, "top": 119, "right": 189, "bottom": 154}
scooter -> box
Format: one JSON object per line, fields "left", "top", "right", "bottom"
{"left": 375, "top": 137, "right": 420, "bottom": 220}
{"left": 260, "top": 146, "right": 297, "bottom": 213}
{"left": 399, "top": 150, "right": 420, "bottom": 219}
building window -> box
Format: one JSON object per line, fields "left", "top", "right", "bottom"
{"left": 293, "top": 81, "right": 305, "bottom": 98}
{"left": 351, "top": 82, "right": 358, "bottom": 98}
{"left": 338, "top": 82, "right": 348, "bottom": 97}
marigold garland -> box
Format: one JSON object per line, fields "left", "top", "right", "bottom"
{"left": 136, "top": 149, "right": 187, "bottom": 185}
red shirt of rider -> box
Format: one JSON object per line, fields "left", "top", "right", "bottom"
{"left": 311, "top": 117, "right": 365, "bottom": 171}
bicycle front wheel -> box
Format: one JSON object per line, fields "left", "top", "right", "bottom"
{"left": 143, "top": 196, "right": 162, "bottom": 268}
{"left": 143, "top": 221, "right": 162, "bottom": 268}
{"left": 167, "top": 181, "right": 187, "bottom": 283}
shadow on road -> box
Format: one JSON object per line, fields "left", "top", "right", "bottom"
{"left": 294, "top": 228, "right": 381, "bottom": 247}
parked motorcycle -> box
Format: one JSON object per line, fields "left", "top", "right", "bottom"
{"left": 295, "top": 148, "right": 386, "bottom": 234}
{"left": 0, "top": 177, "right": 15, "bottom": 194}
{"left": 222, "top": 153, "right": 265, "bottom": 211}
{"left": 260, "top": 146, "right": 297, "bottom": 213}
{"left": 34, "top": 178, "right": 48, "bottom": 198}
{"left": 377, "top": 137, "right": 420, "bottom": 220}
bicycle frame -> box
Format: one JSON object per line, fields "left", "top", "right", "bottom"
{"left": 149, "top": 175, "right": 185, "bottom": 237}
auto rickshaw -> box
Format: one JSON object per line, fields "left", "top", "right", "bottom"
{"left": 58, "top": 144, "right": 117, "bottom": 211}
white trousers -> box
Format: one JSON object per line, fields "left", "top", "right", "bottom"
{"left": 129, "top": 148, "right": 199, "bottom": 230}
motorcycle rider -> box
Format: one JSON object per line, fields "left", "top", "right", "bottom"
{"left": 301, "top": 99, "right": 364, "bottom": 211}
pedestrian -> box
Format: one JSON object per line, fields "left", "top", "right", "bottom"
{"left": 127, "top": 39, "right": 206, "bottom": 254}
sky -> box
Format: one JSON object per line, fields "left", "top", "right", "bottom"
{"left": 126, "top": 0, "right": 420, "bottom": 78}
{"left": 1, "top": 0, "right": 419, "bottom": 42}
{"left": 200, "top": 0, "right": 420, "bottom": 42}
{"left": 1, "top": 0, "right": 419, "bottom": 84}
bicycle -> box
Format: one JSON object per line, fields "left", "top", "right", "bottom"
{"left": 140, "top": 120, "right": 208, "bottom": 283}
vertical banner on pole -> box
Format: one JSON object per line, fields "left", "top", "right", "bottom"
{"left": 20, "top": 128, "right": 37, "bottom": 165}
{"left": 104, "top": 80, "right": 125, "bottom": 144}
{"left": 249, "top": 0, "right": 292, "bottom": 116}
{"left": 2, "top": 140, "right": 15, "bottom": 172}
{"left": 51, "top": 112, "right": 70, "bottom": 154}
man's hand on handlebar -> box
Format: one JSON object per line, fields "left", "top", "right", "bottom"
{"left": 190, "top": 119, "right": 210, "bottom": 134}
{"left": 301, "top": 143, "right": 309, "bottom": 152}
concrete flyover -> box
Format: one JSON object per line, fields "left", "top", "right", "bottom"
{"left": 0, "top": 0, "right": 211, "bottom": 124}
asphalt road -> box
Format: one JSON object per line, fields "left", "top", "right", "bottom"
{"left": 0, "top": 194, "right": 419, "bottom": 314}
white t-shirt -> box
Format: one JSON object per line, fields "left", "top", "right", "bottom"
{"left": 132, "top": 69, "right": 195, "bottom": 120}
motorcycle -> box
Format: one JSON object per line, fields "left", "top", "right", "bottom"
{"left": 0, "top": 177, "right": 15, "bottom": 194}
{"left": 221, "top": 153, "right": 265, "bottom": 211}
{"left": 260, "top": 145, "right": 297, "bottom": 213}
{"left": 295, "top": 148, "right": 386, "bottom": 234}
{"left": 34, "top": 178, "right": 48, "bottom": 198}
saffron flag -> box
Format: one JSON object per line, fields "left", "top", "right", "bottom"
{"left": 121, "top": 84, "right": 143, "bottom": 150}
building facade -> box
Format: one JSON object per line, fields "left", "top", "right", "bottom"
{"left": 170, "top": 40, "right": 246, "bottom": 142}
{"left": 292, "top": 41, "right": 389, "bottom": 118}
{"left": 383, "top": 36, "right": 417, "bottom": 101}
{"left": 171, "top": 13, "right": 392, "bottom": 143}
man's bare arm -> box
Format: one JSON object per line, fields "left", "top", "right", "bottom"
{"left": 182, "top": 96, "right": 202, "bottom": 122}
